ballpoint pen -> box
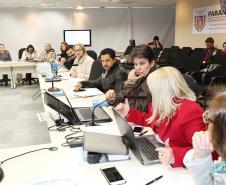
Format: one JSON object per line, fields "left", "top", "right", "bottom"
{"left": 145, "top": 175, "right": 163, "bottom": 185}
{"left": 139, "top": 130, "right": 148, "bottom": 136}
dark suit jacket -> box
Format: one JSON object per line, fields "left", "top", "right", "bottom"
{"left": 81, "top": 61, "right": 126, "bottom": 93}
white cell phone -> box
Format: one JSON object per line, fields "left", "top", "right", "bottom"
{"left": 100, "top": 166, "right": 126, "bottom": 185}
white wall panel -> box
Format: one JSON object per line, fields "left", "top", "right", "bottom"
{"left": 0, "top": 8, "right": 73, "bottom": 60}
{"left": 0, "top": 8, "right": 175, "bottom": 60}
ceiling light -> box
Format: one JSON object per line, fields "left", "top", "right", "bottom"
{"left": 76, "top": 6, "right": 84, "bottom": 10}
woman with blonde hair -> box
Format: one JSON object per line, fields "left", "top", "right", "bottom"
{"left": 70, "top": 43, "right": 94, "bottom": 80}
{"left": 115, "top": 66, "right": 206, "bottom": 167}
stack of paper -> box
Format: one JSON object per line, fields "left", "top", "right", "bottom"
{"left": 71, "top": 88, "right": 104, "bottom": 98}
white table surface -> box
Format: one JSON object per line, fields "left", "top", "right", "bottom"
{"left": 0, "top": 71, "right": 195, "bottom": 185}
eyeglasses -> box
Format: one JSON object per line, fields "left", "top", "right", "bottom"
{"left": 202, "top": 111, "right": 214, "bottom": 124}
{"left": 74, "top": 49, "right": 83, "bottom": 52}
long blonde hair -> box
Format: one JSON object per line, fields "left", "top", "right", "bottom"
{"left": 146, "top": 66, "right": 196, "bottom": 125}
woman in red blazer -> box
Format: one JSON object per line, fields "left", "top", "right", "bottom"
{"left": 116, "top": 66, "right": 206, "bottom": 167}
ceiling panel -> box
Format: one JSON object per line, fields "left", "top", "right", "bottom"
{"left": 0, "top": 0, "right": 176, "bottom": 8}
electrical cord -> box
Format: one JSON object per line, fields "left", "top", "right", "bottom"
{"left": 61, "top": 127, "right": 83, "bottom": 147}
{"left": 32, "top": 89, "right": 46, "bottom": 100}
{"left": 0, "top": 147, "right": 58, "bottom": 166}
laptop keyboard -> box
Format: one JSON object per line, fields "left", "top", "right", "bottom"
{"left": 135, "top": 137, "right": 159, "bottom": 161}
{"left": 79, "top": 108, "right": 97, "bottom": 119}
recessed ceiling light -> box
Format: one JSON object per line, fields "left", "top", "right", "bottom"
{"left": 76, "top": 6, "right": 84, "bottom": 10}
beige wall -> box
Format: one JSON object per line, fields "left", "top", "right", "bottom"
{"left": 175, "top": 0, "right": 226, "bottom": 49}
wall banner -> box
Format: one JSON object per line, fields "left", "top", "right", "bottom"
{"left": 192, "top": 4, "right": 226, "bottom": 34}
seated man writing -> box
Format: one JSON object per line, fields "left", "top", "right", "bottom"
{"left": 74, "top": 48, "right": 126, "bottom": 95}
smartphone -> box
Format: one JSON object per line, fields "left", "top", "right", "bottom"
{"left": 73, "top": 88, "right": 86, "bottom": 92}
{"left": 133, "top": 126, "right": 143, "bottom": 134}
{"left": 100, "top": 166, "right": 126, "bottom": 185}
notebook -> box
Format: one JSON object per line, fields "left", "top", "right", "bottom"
{"left": 113, "top": 108, "right": 164, "bottom": 165}
{"left": 44, "top": 91, "right": 112, "bottom": 125}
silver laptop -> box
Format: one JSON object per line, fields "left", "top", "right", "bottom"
{"left": 113, "top": 108, "right": 164, "bottom": 165}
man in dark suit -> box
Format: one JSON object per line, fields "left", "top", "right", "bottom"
{"left": 74, "top": 48, "right": 126, "bottom": 94}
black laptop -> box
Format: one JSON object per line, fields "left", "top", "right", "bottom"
{"left": 113, "top": 108, "right": 164, "bottom": 165}
{"left": 44, "top": 91, "right": 112, "bottom": 125}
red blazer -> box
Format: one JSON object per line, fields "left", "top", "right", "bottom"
{"left": 127, "top": 99, "right": 206, "bottom": 167}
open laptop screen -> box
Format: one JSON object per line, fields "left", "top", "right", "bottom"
{"left": 112, "top": 108, "right": 143, "bottom": 161}
{"left": 44, "top": 92, "right": 77, "bottom": 124}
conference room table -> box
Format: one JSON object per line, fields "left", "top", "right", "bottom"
{"left": 0, "top": 61, "right": 37, "bottom": 88}
{"left": 0, "top": 71, "right": 196, "bottom": 185}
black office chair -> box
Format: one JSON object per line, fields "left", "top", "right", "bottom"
{"left": 18, "top": 48, "right": 38, "bottom": 85}
{"left": 22, "top": 73, "right": 38, "bottom": 85}
{"left": 157, "top": 48, "right": 174, "bottom": 65}
{"left": 87, "top": 50, "right": 97, "bottom": 60}
{"left": 18, "top": 48, "right": 26, "bottom": 59}
{"left": 184, "top": 50, "right": 205, "bottom": 73}
{"left": 88, "top": 59, "right": 103, "bottom": 80}
{"left": 170, "top": 47, "right": 192, "bottom": 73}
{"left": 0, "top": 74, "right": 10, "bottom": 86}
{"left": 152, "top": 48, "right": 162, "bottom": 61}
{"left": 124, "top": 46, "right": 134, "bottom": 56}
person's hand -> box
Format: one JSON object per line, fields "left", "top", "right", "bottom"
{"left": 115, "top": 98, "right": 130, "bottom": 118}
{"left": 192, "top": 131, "right": 213, "bottom": 160}
{"left": 128, "top": 69, "right": 142, "bottom": 80}
{"left": 70, "top": 71, "right": 77, "bottom": 78}
{"left": 60, "top": 57, "right": 66, "bottom": 63}
{"left": 156, "top": 139, "right": 175, "bottom": 165}
{"left": 156, "top": 41, "right": 161, "bottom": 48}
{"left": 56, "top": 55, "right": 61, "bottom": 62}
{"left": 74, "top": 83, "right": 82, "bottom": 91}
{"left": 105, "top": 89, "right": 116, "bottom": 100}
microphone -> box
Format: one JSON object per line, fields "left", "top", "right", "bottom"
{"left": 89, "top": 99, "right": 110, "bottom": 126}
{"left": 48, "top": 62, "right": 60, "bottom": 92}
{"left": 0, "top": 146, "right": 58, "bottom": 183}
{"left": 61, "top": 89, "right": 80, "bottom": 125}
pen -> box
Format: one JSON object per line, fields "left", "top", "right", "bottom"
{"left": 139, "top": 130, "right": 148, "bottom": 136}
{"left": 145, "top": 175, "right": 163, "bottom": 185}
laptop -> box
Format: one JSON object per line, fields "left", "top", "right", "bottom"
{"left": 45, "top": 76, "right": 61, "bottom": 82}
{"left": 113, "top": 108, "right": 164, "bottom": 165}
{"left": 44, "top": 91, "right": 112, "bottom": 125}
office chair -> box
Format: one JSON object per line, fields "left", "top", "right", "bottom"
{"left": 18, "top": 48, "right": 26, "bottom": 59}
{"left": 0, "top": 74, "right": 10, "bottom": 86}
{"left": 87, "top": 50, "right": 97, "bottom": 60}
{"left": 18, "top": 48, "right": 38, "bottom": 85}
{"left": 184, "top": 50, "right": 204, "bottom": 73}
{"left": 88, "top": 59, "right": 103, "bottom": 80}
{"left": 22, "top": 73, "right": 38, "bottom": 85}
{"left": 170, "top": 47, "right": 192, "bottom": 73}
{"left": 183, "top": 74, "right": 198, "bottom": 96}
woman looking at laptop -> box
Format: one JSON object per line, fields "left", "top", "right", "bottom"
{"left": 115, "top": 66, "right": 206, "bottom": 167}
